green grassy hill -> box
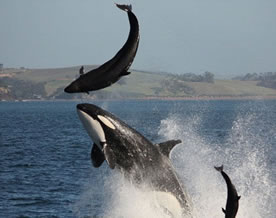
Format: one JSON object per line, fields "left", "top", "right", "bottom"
{"left": 1, "top": 66, "right": 276, "bottom": 100}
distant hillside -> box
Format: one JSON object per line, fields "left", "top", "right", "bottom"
{"left": 233, "top": 72, "right": 276, "bottom": 89}
{"left": 1, "top": 66, "right": 276, "bottom": 101}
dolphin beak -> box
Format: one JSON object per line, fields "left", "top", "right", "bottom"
{"left": 64, "top": 84, "right": 74, "bottom": 93}
{"left": 64, "top": 82, "right": 81, "bottom": 93}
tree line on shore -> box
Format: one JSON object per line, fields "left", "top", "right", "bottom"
{"left": 169, "top": 71, "right": 215, "bottom": 83}
{"left": 1, "top": 71, "right": 275, "bottom": 100}
{"left": 233, "top": 72, "right": 276, "bottom": 89}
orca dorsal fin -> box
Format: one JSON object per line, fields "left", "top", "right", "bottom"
{"left": 157, "top": 139, "right": 182, "bottom": 157}
{"left": 222, "top": 208, "right": 226, "bottom": 214}
{"left": 91, "top": 143, "right": 105, "bottom": 168}
{"left": 237, "top": 195, "right": 241, "bottom": 200}
{"left": 103, "top": 143, "right": 116, "bottom": 169}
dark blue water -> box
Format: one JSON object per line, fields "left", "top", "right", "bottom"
{"left": 0, "top": 100, "right": 275, "bottom": 218}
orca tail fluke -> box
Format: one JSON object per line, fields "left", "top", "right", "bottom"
{"left": 214, "top": 165, "right": 223, "bottom": 172}
{"left": 115, "top": 3, "right": 132, "bottom": 12}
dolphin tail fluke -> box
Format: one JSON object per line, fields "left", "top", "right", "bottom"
{"left": 214, "top": 165, "right": 223, "bottom": 172}
{"left": 115, "top": 3, "right": 132, "bottom": 12}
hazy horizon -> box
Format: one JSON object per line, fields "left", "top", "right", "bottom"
{"left": 1, "top": 0, "right": 276, "bottom": 78}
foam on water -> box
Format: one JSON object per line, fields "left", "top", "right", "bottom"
{"left": 102, "top": 173, "right": 186, "bottom": 218}
{"left": 74, "top": 103, "right": 275, "bottom": 218}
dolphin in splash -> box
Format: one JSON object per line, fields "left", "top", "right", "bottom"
{"left": 215, "top": 165, "right": 241, "bottom": 218}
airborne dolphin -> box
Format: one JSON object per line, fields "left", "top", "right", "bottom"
{"left": 215, "top": 165, "right": 241, "bottom": 218}
{"left": 64, "top": 4, "right": 139, "bottom": 94}
{"left": 76, "top": 103, "right": 193, "bottom": 217}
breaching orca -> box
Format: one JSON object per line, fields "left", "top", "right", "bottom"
{"left": 215, "top": 165, "right": 240, "bottom": 218}
{"left": 77, "top": 103, "right": 193, "bottom": 217}
{"left": 64, "top": 4, "right": 139, "bottom": 94}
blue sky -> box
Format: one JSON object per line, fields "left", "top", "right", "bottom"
{"left": 1, "top": 0, "right": 276, "bottom": 78}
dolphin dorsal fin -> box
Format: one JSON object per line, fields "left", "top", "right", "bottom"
{"left": 157, "top": 139, "right": 182, "bottom": 157}
{"left": 91, "top": 143, "right": 105, "bottom": 168}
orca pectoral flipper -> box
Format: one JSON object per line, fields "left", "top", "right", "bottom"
{"left": 103, "top": 143, "right": 116, "bottom": 169}
{"left": 91, "top": 143, "right": 105, "bottom": 168}
{"left": 157, "top": 139, "right": 182, "bottom": 157}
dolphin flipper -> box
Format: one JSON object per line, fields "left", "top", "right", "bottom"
{"left": 121, "top": 71, "right": 131, "bottom": 76}
{"left": 103, "top": 144, "right": 116, "bottom": 169}
{"left": 157, "top": 139, "right": 182, "bottom": 157}
{"left": 222, "top": 208, "right": 226, "bottom": 214}
{"left": 91, "top": 144, "right": 105, "bottom": 168}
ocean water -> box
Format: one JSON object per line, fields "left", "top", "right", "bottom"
{"left": 0, "top": 99, "right": 275, "bottom": 218}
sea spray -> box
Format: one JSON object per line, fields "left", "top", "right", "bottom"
{"left": 158, "top": 108, "right": 275, "bottom": 218}
{"left": 159, "top": 113, "right": 224, "bottom": 218}
{"left": 72, "top": 101, "right": 275, "bottom": 218}
{"left": 224, "top": 111, "right": 275, "bottom": 217}
{"left": 103, "top": 172, "right": 185, "bottom": 218}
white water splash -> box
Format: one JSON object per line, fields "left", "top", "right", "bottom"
{"left": 74, "top": 105, "right": 275, "bottom": 218}
{"left": 158, "top": 111, "right": 275, "bottom": 218}
{"left": 103, "top": 173, "right": 186, "bottom": 218}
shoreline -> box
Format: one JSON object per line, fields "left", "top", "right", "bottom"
{"left": 1, "top": 95, "right": 276, "bottom": 102}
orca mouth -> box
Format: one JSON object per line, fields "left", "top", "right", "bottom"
{"left": 76, "top": 104, "right": 101, "bottom": 119}
{"left": 77, "top": 103, "right": 100, "bottom": 111}
{"left": 77, "top": 104, "right": 106, "bottom": 147}
{"left": 76, "top": 103, "right": 87, "bottom": 111}
{"left": 77, "top": 104, "right": 116, "bottom": 131}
